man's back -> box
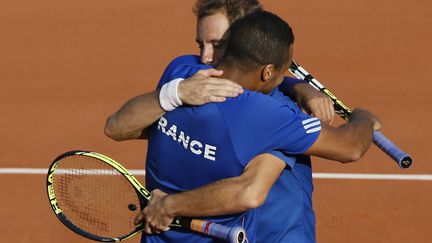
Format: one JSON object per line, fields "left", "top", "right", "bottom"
{"left": 144, "top": 63, "right": 321, "bottom": 243}
{"left": 253, "top": 88, "right": 316, "bottom": 243}
{"left": 146, "top": 101, "right": 245, "bottom": 191}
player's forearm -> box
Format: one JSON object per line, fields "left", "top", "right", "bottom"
{"left": 289, "top": 83, "right": 316, "bottom": 102}
{"left": 163, "top": 176, "right": 260, "bottom": 218}
{"left": 307, "top": 113, "right": 376, "bottom": 162}
{"left": 279, "top": 80, "right": 335, "bottom": 124}
{"left": 161, "top": 154, "right": 285, "bottom": 218}
{"left": 104, "top": 91, "right": 165, "bottom": 141}
{"left": 338, "top": 117, "right": 375, "bottom": 161}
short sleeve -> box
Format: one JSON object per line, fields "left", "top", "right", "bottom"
{"left": 157, "top": 65, "right": 212, "bottom": 89}
{"left": 277, "top": 76, "right": 306, "bottom": 95}
{"left": 156, "top": 55, "right": 202, "bottom": 89}
{"left": 267, "top": 151, "right": 296, "bottom": 170}
{"left": 218, "top": 91, "right": 320, "bottom": 165}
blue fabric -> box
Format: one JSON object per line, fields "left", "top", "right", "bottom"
{"left": 157, "top": 55, "right": 201, "bottom": 89}
{"left": 258, "top": 150, "right": 315, "bottom": 243}
{"left": 278, "top": 76, "right": 307, "bottom": 95}
{"left": 142, "top": 55, "right": 318, "bottom": 243}
{"left": 258, "top": 88, "right": 316, "bottom": 243}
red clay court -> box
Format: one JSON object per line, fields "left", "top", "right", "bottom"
{"left": 1, "top": 0, "right": 431, "bottom": 242}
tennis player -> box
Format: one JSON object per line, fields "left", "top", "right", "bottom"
{"left": 106, "top": 1, "right": 334, "bottom": 242}
{"left": 106, "top": 10, "right": 381, "bottom": 243}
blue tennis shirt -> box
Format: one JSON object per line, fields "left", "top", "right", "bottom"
{"left": 142, "top": 55, "right": 320, "bottom": 243}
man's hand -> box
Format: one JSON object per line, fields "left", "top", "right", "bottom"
{"left": 178, "top": 69, "right": 244, "bottom": 105}
{"left": 292, "top": 83, "right": 335, "bottom": 124}
{"left": 134, "top": 189, "right": 173, "bottom": 234}
{"left": 351, "top": 108, "right": 383, "bottom": 131}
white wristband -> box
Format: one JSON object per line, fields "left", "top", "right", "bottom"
{"left": 159, "top": 78, "right": 184, "bottom": 111}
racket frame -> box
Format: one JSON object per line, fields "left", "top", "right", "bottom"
{"left": 47, "top": 150, "right": 147, "bottom": 242}
{"left": 47, "top": 150, "right": 246, "bottom": 243}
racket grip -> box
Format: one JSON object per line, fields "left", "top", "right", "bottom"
{"left": 189, "top": 219, "right": 246, "bottom": 243}
{"left": 373, "top": 131, "right": 413, "bottom": 169}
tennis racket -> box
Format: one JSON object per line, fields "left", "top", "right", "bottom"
{"left": 289, "top": 60, "right": 413, "bottom": 169}
{"left": 46, "top": 150, "right": 246, "bottom": 243}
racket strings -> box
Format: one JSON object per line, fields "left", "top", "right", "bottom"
{"left": 52, "top": 155, "right": 141, "bottom": 238}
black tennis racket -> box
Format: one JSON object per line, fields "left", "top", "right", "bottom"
{"left": 47, "top": 150, "right": 246, "bottom": 242}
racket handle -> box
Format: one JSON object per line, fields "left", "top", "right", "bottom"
{"left": 373, "top": 131, "right": 412, "bottom": 169}
{"left": 176, "top": 218, "right": 246, "bottom": 243}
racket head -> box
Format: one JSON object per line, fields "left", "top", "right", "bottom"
{"left": 46, "top": 150, "right": 150, "bottom": 242}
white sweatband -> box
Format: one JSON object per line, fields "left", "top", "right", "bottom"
{"left": 159, "top": 78, "right": 184, "bottom": 111}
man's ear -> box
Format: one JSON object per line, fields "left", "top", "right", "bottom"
{"left": 260, "top": 64, "right": 277, "bottom": 82}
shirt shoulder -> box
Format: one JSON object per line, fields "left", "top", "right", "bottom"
{"left": 218, "top": 90, "right": 296, "bottom": 122}
{"left": 157, "top": 55, "right": 211, "bottom": 89}
{"left": 277, "top": 76, "right": 305, "bottom": 95}
{"left": 267, "top": 151, "right": 297, "bottom": 169}
{"left": 217, "top": 90, "right": 321, "bottom": 163}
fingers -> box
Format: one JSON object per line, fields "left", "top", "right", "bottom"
{"left": 151, "top": 189, "right": 166, "bottom": 197}
{"left": 373, "top": 119, "right": 383, "bottom": 131}
{"left": 201, "top": 88, "right": 241, "bottom": 103}
{"left": 145, "top": 222, "right": 167, "bottom": 234}
{"left": 141, "top": 208, "right": 169, "bottom": 234}
{"left": 351, "top": 108, "right": 382, "bottom": 130}
{"left": 307, "top": 96, "right": 334, "bottom": 125}
{"left": 134, "top": 211, "right": 144, "bottom": 226}
{"left": 144, "top": 219, "right": 171, "bottom": 234}
{"left": 321, "top": 97, "right": 335, "bottom": 125}
{"left": 326, "top": 99, "right": 335, "bottom": 125}
{"left": 204, "top": 77, "right": 243, "bottom": 93}
{"left": 207, "top": 96, "right": 227, "bottom": 102}
{"left": 193, "top": 70, "right": 243, "bottom": 92}
{"left": 211, "top": 86, "right": 243, "bottom": 99}
{"left": 179, "top": 75, "right": 243, "bottom": 105}
{"left": 139, "top": 189, "right": 173, "bottom": 235}
{"left": 197, "top": 68, "right": 224, "bottom": 77}
{"left": 294, "top": 84, "right": 335, "bottom": 124}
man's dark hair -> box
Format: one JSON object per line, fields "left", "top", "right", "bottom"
{"left": 193, "top": 0, "right": 263, "bottom": 24}
{"left": 222, "top": 10, "right": 294, "bottom": 71}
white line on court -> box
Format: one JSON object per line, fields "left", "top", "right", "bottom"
{"left": 1, "top": 168, "right": 432, "bottom": 181}
{"left": 0, "top": 168, "right": 147, "bottom": 175}
{"left": 312, "top": 173, "right": 432, "bottom": 181}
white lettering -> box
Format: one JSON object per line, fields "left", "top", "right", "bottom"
{"left": 156, "top": 116, "right": 217, "bottom": 161}
{"left": 190, "top": 140, "right": 203, "bottom": 155}
{"left": 177, "top": 131, "right": 190, "bottom": 149}
{"left": 166, "top": 124, "right": 177, "bottom": 141}
{"left": 204, "top": 145, "right": 217, "bottom": 161}
{"left": 157, "top": 117, "right": 168, "bottom": 133}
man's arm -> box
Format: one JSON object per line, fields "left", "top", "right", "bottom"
{"left": 104, "top": 69, "right": 243, "bottom": 141}
{"left": 280, "top": 77, "right": 335, "bottom": 124}
{"left": 305, "top": 108, "right": 381, "bottom": 162}
{"left": 290, "top": 83, "right": 335, "bottom": 124}
{"left": 134, "top": 107, "right": 381, "bottom": 234}
{"left": 104, "top": 91, "right": 164, "bottom": 141}
{"left": 134, "top": 153, "right": 286, "bottom": 234}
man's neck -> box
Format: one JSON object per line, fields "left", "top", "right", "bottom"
{"left": 216, "top": 62, "right": 260, "bottom": 91}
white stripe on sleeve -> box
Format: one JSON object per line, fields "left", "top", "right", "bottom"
{"left": 306, "top": 127, "right": 321, "bottom": 134}
{"left": 302, "top": 117, "right": 319, "bottom": 125}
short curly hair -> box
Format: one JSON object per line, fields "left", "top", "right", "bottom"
{"left": 193, "top": 0, "right": 263, "bottom": 24}
{"left": 223, "top": 11, "right": 294, "bottom": 71}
